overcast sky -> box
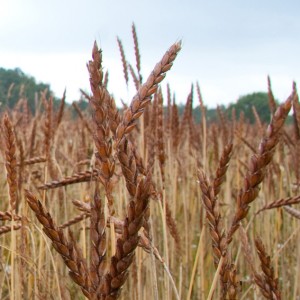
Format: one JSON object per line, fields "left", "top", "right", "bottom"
{"left": 0, "top": 0, "right": 299, "bottom": 108}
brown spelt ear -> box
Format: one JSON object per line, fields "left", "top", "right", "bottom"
{"left": 89, "top": 189, "right": 107, "bottom": 296}
{"left": 255, "top": 195, "right": 300, "bottom": 215}
{"left": 88, "top": 41, "right": 118, "bottom": 216}
{"left": 227, "top": 93, "right": 293, "bottom": 244}
{"left": 157, "top": 89, "right": 166, "bottom": 184}
{"left": 217, "top": 106, "right": 229, "bottom": 145}
{"left": 117, "top": 37, "right": 129, "bottom": 86}
{"left": 21, "top": 98, "right": 30, "bottom": 129}
{"left": 0, "top": 224, "right": 21, "bottom": 235}
{"left": 117, "top": 138, "right": 138, "bottom": 197}
{"left": 0, "top": 211, "right": 22, "bottom": 221}
{"left": 201, "top": 141, "right": 234, "bottom": 293}
{"left": 54, "top": 89, "right": 66, "bottom": 131}
{"left": 25, "top": 190, "right": 92, "bottom": 298}
{"left": 103, "top": 174, "right": 152, "bottom": 299}
{"left": 252, "top": 106, "right": 264, "bottom": 136}
{"left": 3, "top": 114, "right": 18, "bottom": 214}
{"left": 72, "top": 200, "right": 92, "bottom": 214}
{"left": 165, "top": 200, "right": 181, "bottom": 254}
{"left": 43, "top": 96, "right": 53, "bottom": 160}
{"left": 254, "top": 237, "right": 281, "bottom": 300}
{"left": 38, "top": 169, "right": 98, "bottom": 190}
{"left": 58, "top": 213, "right": 89, "bottom": 229}
{"left": 146, "top": 94, "right": 157, "bottom": 173}
{"left": 16, "top": 156, "right": 46, "bottom": 167}
{"left": 28, "top": 118, "right": 37, "bottom": 157}
{"left": 227, "top": 264, "right": 239, "bottom": 299}
{"left": 239, "top": 228, "right": 281, "bottom": 299}
{"left": 106, "top": 95, "right": 121, "bottom": 136}
{"left": 198, "top": 170, "right": 229, "bottom": 298}
{"left": 213, "top": 143, "right": 233, "bottom": 197}
{"left": 132, "top": 23, "right": 142, "bottom": 83}
{"left": 115, "top": 41, "right": 181, "bottom": 145}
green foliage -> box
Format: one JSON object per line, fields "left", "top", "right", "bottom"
{"left": 0, "top": 67, "right": 286, "bottom": 126}
{"left": 0, "top": 67, "right": 52, "bottom": 112}
{"left": 227, "top": 92, "right": 275, "bottom": 124}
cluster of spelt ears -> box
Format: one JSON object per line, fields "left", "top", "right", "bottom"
{"left": 23, "top": 35, "right": 181, "bottom": 299}
{"left": 198, "top": 89, "right": 297, "bottom": 299}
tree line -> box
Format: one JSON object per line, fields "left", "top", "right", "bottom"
{"left": 0, "top": 67, "right": 280, "bottom": 124}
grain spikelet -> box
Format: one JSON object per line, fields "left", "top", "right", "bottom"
{"left": 38, "top": 170, "right": 98, "bottom": 190}
{"left": 115, "top": 41, "right": 181, "bottom": 144}
{"left": 132, "top": 22, "right": 142, "bottom": 83}
{"left": 254, "top": 237, "right": 281, "bottom": 299}
{"left": 117, "top": 38, "right": 129, "bottom": 86}
{"left": 3, "top": 114, "right": 18, "bottom": 213}
{"left": 255, "top": 195, "right": 300, "bottom": 214}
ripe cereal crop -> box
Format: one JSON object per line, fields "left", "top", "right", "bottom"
{"left": 0, "top": 25, "right": 299, "bottom": 299}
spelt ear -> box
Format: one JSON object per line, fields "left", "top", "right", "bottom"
{"left": 117, "top": 37, "right": 129, "bottom": 86}
{"left": 227, "top": 93, "right": 293, "bottom": 244}
{"left": 132, "top": 22, "right": 142, "bottom": 83}
{"left": 88, "top": 41, "right": 117, "bottom": 216}
{"left": 213, "top": 143, "right": 233, "bottom": 197}
{"left": 115, "top": 41, "right": 181, "bottom": 145}
{"left": 89, "top": 188, "right": 107, "bottom": 293}
{"left": 254, "top": 237, "right": 281, "bottom": 299}
{"left": 255, "top": 195, "right": 300, "bottom": 215}
{"left": 104, "top": 174, "right": 152, "bottom": 298}
{"left": 25, "top": 190, "right": 92, "bottom": 298}
{"left": 43, "top": 95, "right": 53, "bottom": 160}
{"left": 38, "top": 169, "right": 98, "bottom": 190}
{"left": 198, "top": 170, "right": 229, "bottom": 298}
{"left": 54, "top": 89, "right": 66, "bottom": 131}
{"left": 3, "top": 114, "right": 18, "bottom": 214}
